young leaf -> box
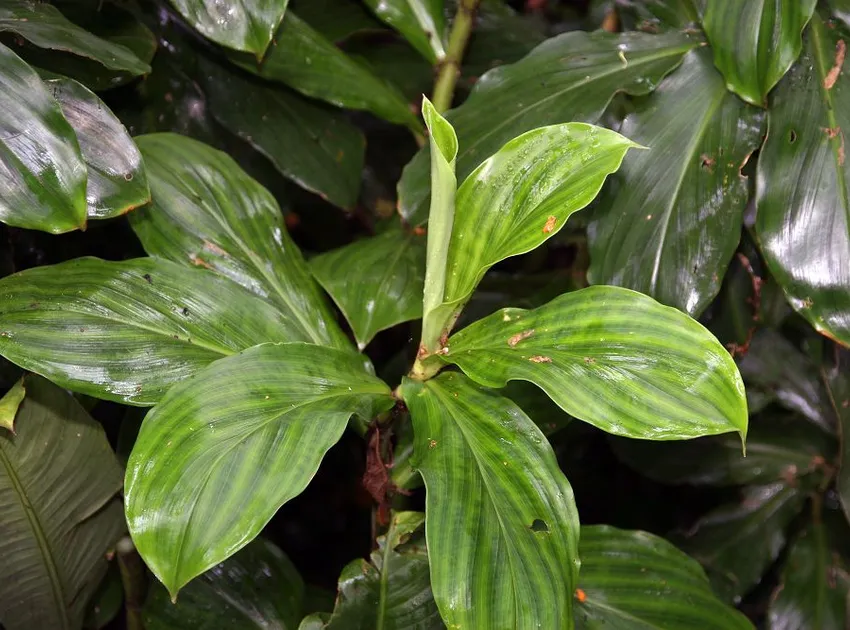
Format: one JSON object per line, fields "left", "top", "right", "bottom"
{"left": 398, "top": 30, "right": 699, "bottom": 224}
{"left": 0, "top": 378, "right": 25, "bottom": 433}
{"left": 576, "top": 526, "right": 752, "bottom": 630}
{"left": 756, "top": 14, "right": 850, "bottom": 346}
{"left": 587, "top": 48, "right": 765, "bottom": 317}
{"left": 703, "top": 0, "right": 817, "bottom": 106}
{"left": 443, "top": 285, "right": 747, "bottom": 441}
{"left": 125, "top": 343, "right": 394, "bottom": 598}
{"left": 144, "top": 538, "right": 304, "bottom": 629}
{"left": 400, "top": 372, "right": 579, "bottom": 629}
{"left": 310, "top": 224, "right": 426, "bottom": 349}
{"left": 0, "top": 376, "right": 125, "bottom": 630}
{"left": 363, "top": 0, "right": 446, "bottom": 63}
{"left": 0, "top": 257, "right": 307, "bottom": 405}
{"left": 130, "top": 133, "right": 351, "bottom": 351}
{"left": 0, "top": 42, "right": 87, "bottom": 233}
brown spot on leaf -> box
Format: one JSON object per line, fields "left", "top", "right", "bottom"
{"left": 542, "top": 215, "right": 557, "bottom": 234}
{"left": 203, "top": 241, "right": 228, "bottom": 256}
{"left": 189, "top": 254, "right": 212, "bottom": 269}
{"left": 413, "top": 226, "right": 426, "bottom": 236}
{"left": 583, "top": 357, "right": 596, "bottom": 364}
{"left": 824, "top": 39, "right": 846, "bottom": 89}
{"left": 508, "top": 329, "right": 534, "bottom": 347}
{"left": 529, "top": 355, "right": 552, "bottom": 363}
{"left": 428, "top": 439, "right": 437, "bottom": 448}
{"left": 700, "top": 154, "right": 716, "bottom": 172}
{"left": 143, "top": 273, "right": 153, "bottom": 284}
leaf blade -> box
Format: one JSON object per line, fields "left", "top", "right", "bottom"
{"left": 363, "top": 0, "right": 446, "bottom": 63}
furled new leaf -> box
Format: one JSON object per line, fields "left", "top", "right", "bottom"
{"left": 0, "top": 376, "right": 125, "bottom": 630}
{"left": 588, "top": 48, "right": 765, "bottom": 316}
{"left": 400, "top": 373, "right": 579, "bottom": 629}
{"left": 126, "top": 343, "right": 394, "bottom": 597}
{"left": 398, "top": 30, "right": 698, "bottom": 224}
{"left": 703, "top": 0, "right": 816, "bottom": 106}
{"left": 363, "top": 0, "right": 446, "bottom": 63}
{"left": 310, "top": 224, "right": 426, "bottom": 349}
{"left": 130, "top": 133, "right": 350, "bottom": 351}
{"left": 0, "top": 377, "right": 25, "bottom": 433}
{"left": 144, "top": 538, "right": 304, "bottom": 629}
{"left": 756, "top": 14, "right": 850, "bottom": 346}
{"left": 0, "top": 257, "right": 306, "bottom": 405}
{"left": 443, "top": 285, "right": 747, "bottom": 440}
{"left": 576, "top": 526, "right": 752, "bottom": 629}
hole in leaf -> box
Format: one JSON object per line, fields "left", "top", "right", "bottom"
{"left": 530, "top": 519, "right": 549, "bottom": 533}
{"left": 789, "top": 129, "right": 797, "bottom": 144}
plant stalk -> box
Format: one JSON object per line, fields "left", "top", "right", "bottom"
{"left": 431, "top": 0, "right": 481, "bottom": 113}
{"left": 116, "top": 536, "right": 146, "bottom": 630}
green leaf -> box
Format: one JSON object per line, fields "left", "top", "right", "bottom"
{"left": 310, "top": 224, "right": 426, "bottom": 349}
{"left": 0, "top": 42, "right": 87, "bottom": 233}
{"left": 0, "top": 0, "right": 150, "bottom": 75}
{"left": 0, "top": 376, "right": 125, "bottom": 630}
{"left": 576, "top": 525, "right": 753, "bottom": 629}
{"left": 84, "top": 562, "right": 123, "bottom": 630}
{"left": 293, "top": 0, "right": 382, "bottom": 42}
{"left": 44, "top": 75, "right": 150, "bottom": 220}
{"left": 703, "top": 0, "right": 816, "bottom": 106}
{"left": 398, "top": 29, "right": 698, "bottom": 224}
{"left": 144, "top": 538, "right": 304, "bottom": 629}
{"left": 443, "top": 285, "right": 747, "bottom": 440}
{"left": 0, "top": 377, "right": 25, "bottom": 433}
{"left": 618, "top": 0, "right": 702, "bottom": 30}
{"left": 756, "top": 14, "right": 850, "bottom": 346}
{"left": 234, "top": 12, "right": 420, "bottom": 130}
{"left": 130, "top": 133, "right": 351, "bottom": 351}
{"left": 168, "top": 0, "right": 289, "bottom": 56}
{"left": 125, "top": 342, "right": 393, "bottom": 598}
{"left": 400, "top": 372, "right": 579, "bottom": 630}
{"left": 363, "top": 0, "right": 446, "bottom": 63}
{"left": 0, "top": 257, "right": 305, "bottom": 405}
{"left": 461, "top": 0, "right": 545, "bottom": 77}
{"left": 676, "top": 482, "right": 807, "bottom": 603}
{"left": 588, "top": 48, "right": 765, "bottom": 316}
{"left": 822, "top": 348, "right": 850, "bottom": 524}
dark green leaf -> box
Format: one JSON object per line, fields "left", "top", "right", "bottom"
{"left": 293, "top": 0, "right": 382, "bottom": 42}
{"left": 126, "top": 343, "right": 393, "bottom": 597}
{"left": 588, "top": 48, "right": 765, "bottom": 316}
{"left": 363, "top": 0, "right": 445, "bottom": 63}
{"left": 144, "top": 538, "right": 304, "bottom": 629}
{"left": 0, "top": 376, "right": 125, "bottom": 630}
{"left": 0, "top": 42, "right": 87, "bottom": 233}
{"left": 755, "top": 14, "right": 850, "bottom": 346}
{"left": 461, "top": 0, "right": 546, "bottom": 77}
{"left": 576, "top": 525, "right": 753, "bottom": 629}
{"left": 310, "top": 224, "right": 426, "bottom": 349}
{"left": 84, "top": 563, "right": 123, "bottom": 630}
{"left": 398, "top": 30, "right": 698, "bottom": 224}
{"left": 400, "top": 372, "right": 579, "bottom": 629}
{"left": 822, "top": 348, "right": 850, "bottom": 524}
{"left": 443, "top": 285, "right": 747, "bottom": 440}
{"left": 0, "top": 257, "right": 305, "bottom": 405}
{"left": 0, "top": 377, "right": 25, "bottom": 433}
{"left": 703, "top": 0, "right": 816, "bottom": 106}
{"left": 617, "top": 0, "right": 702, "bottom": 30}
{"left": 130, "top": 133, "right": 351, "bottom": 351}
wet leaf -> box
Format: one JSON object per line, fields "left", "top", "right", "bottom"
{"left": 293, "top": 0, "right": 381, "bottom": 42}
{"left": 0, "top": 257, "right": 307, "bottom": 405}
{"left": 443, "top": 285, "right": 747, "bottom": 440}
{"left": 588, "top": 48, "right": 765, "bottom": 316}
{"left": 461, "top": 0, "right": 545, "bottom": 77}
{"left": 617, "top": 0, "right": 703, "bottom": 30}
{"left": 703, "top": 0, "right": 816, "bottom": 106}
{"left": 363, "top": 0, "right": 445, "bottom": 63}
{"left": 400, "top": 372, "right": 579, "bottom": 629}
{"left": 126, "top": 343, "right": 393, "bottom": 598}
{"left": 822, "top": 348, "right": 850, "bottom": 524}
{"left": 0, "top": 378, "right": 25, "bottom": 433}
{"left": 0, "top": 376, "right": 125, "bottom": 630}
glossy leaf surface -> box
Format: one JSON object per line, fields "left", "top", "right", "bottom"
{"left": 703, "top": 0, "right": 816, "bottom": 106}
{"left": 0, "top": 378, "right": 25, "bottom": 433}
{"left": 756, "top": 15, "right": 850, "bottom": 346}
{"left": 823, "top": 349, "right": 850, "bottom": 523}
{"left": 169, "top": 0, "right": 289, "bottom": 56}
{"left": 45, "top": 75, "right": 150, "bottom": 220}
{"left": 576, "top": 526, "right": 752, "bottom": 629}
{"left": 398, "top": 30, "right": 698, "bottom": 224}
{"left": 0, "top": 376, "right": 125, "bottom": 630}
{"left": 310, "top": 225, "right": 426, "bottom": 349}
{"left": 0, "top": 257, "right": 302, "bottom": 405}
{"left": 126, "top": 343, "right": 394, "bottom": 597}
{"left": 0, "top": 43, "right": 86, "bottom": 233}
{"left": 588, "top": 49, "right": 764, "bottom": 316}
{"left": 200, "top": 59, "right": 364, "bottom": 210}
{"left": 363, "top": 0, "right": 445, "bottom": 63}
{"left": 144, "top": 538, "right": 304, "bottom": 629}
{"left": 401, "top": 372, "right": 579, "bottom": 629}
{"left": 131, "top": 133, "right": 350, "bottom": 351}
{"left": 444, "top": 286, "right": 747, "bottom": 440}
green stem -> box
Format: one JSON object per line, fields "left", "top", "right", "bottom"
{"left": 376, "top": 515, "right": 398, "bottom": 630}
{"left": 431, "top": 0, "right": 480, "bottom": 112}
{"left": 116, "top": 536, "right": 146, "bottom": 630}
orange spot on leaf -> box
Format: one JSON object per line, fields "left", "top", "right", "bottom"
{"left": 542, "top": 215, "right": 557, "bottom": 234}
{"left": 824, "top": 39, "right": 846, "bottom": 90}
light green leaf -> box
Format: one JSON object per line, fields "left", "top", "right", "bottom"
{"left": 703, "top": 0, "right": 817, "bottom": 106}
{"left": 0, "top": 257, "right": 305, "bottom": 405}
{"left": 398, "top": 30, "right": 698, "bottom": 224}
{"left": 144, "top": 538, "right": 304, "bottom": 629}
{"left": 576, "top": 526, "right": 753, "bottom": 629}
{"left": 310, "top": 224, "right": 426, "bottom": 349}
{"left": 130, "top": 133, "right": 350, "bottom": 351}
{"left": 587, "top": 48, "right": 765, "bottom": 316}
{"left": 0, "top": 42, "right": 87, "bottom": 233}
{"left": 443, "top": 285, "right": 747, "bottom": 440}
{"left": 0, "top": 376, "right": 125, "bottom": 630}
{"left": 363, "top": 0, "right": 446, "bottom": 63}
{"left": 0, "top": 377, "right": 25, "bottom": 433}
{"left": 400, "top": 372, "right": 579, "bottom": 630}
{"left": 125, "top": 343, "right": 394, "bottom": 597}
